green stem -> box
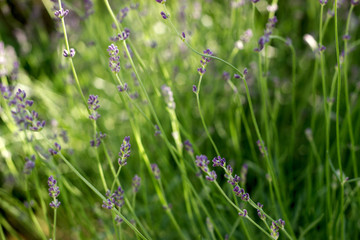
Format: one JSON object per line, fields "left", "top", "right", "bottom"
{"left": 53, "top": 207, "right": 57, "bottom": 240}
{"left": 93, "top": 122, "right": 108, "bottom": 191}
{"left": 319, "top": 4, "right": 333, "bottom": 238}
{"left": 333, "top": 1, "right": 344, "bottom": 239}
{"left": 343, "top": 6, "right": 357, "bottom": 178}
{"left": 57, "top": 0, "right": 89, "bottom": 114}
{"left": 195, "top": 75, "right": 220, "bottom": 156}
{"left": 111, "top": 166, "right": 122, "bottom": 193}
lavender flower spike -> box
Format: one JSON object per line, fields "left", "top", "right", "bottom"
{"left": 132, "top": 175, "right": 141, "bottom": 193}
{"left": 88, "top": 95, "right": 101, "bottom": 120}
{"left": 48, "top": 176, "right": 61, "bottom": 208}
{"left": 195, "top": 155, "right": 210, "bottom": 173}
{"left": 183, "top": 140, "right": 194, "bottom": 153}
{"left": 107, "top": 44, "right": 121, "bottom": 73}
{"left": 212, "top": 156, "right": 226, "bottom": 167}
{"left": 24, "top": 155, "right": 35, "bottom": 174}
{"left": 118, "top": 136, "right": 131, "bottom": 166}
{"left": 90, "top": 132, "right": 106, "bottom": 147}
{"left": 161, "top": 85, "right": 176, "bottom": 109}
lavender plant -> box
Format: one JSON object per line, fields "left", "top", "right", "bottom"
{"left": 1, "top": 0, "right": 360, "bottom": 239}
{"left": 48, "top": 176, "right": 61, "bottom": 240}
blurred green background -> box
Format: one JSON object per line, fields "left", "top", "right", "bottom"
{"left": 1, "top": 0, "right": 360, "bottom": 239}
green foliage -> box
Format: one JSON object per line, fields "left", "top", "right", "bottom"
{"left": 1, "top": 0, "right": 360, "bottom": 239}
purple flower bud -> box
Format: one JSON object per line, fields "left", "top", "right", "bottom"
{"left": 222, "top": 72, "right": 230, "bottom": 81}
{"left": 112, "top": 187, "right": 125, "bottom": 208}
{"left": 243, "top": 68, "right": 248, "bottom": 75}
{"left": 160, "top": 11, "right": 168, "bottom": 19}
{"left": 238, "top": 209, "right": 248, "bottom": 217}
{"left": 54, "top": 8, "right": 69, "bottom": 18}
{"left": 351, "top": 0, "right": 359, "bottom": 5}
{"left": 195, "top": 155, "right": 209, "bottom": 170}
{"left": 234, "top": 74, "right": 240, "bottom": 79}
{"left": 241, "top": 193, "right": 250, "bottom": 201}
{"left": 115, "top": 215, "right": 123, "bottom": 223}
{"left": 151, "top": 163, "right": 161, "bottom": 179}
{"left": 212, "top": 156, "right": 226, "bottom": 167}
{"left": 319, "top": 45, "right": 326, "bottom": 52}
{"left": 25, "top": 100, "right": 34, "bottom": 106}
{"left": 206, "top": 170, "right": 217, "bottom": 182}
{"left": 63, "top": 48, "right": 75, "bottom": 58}
{"left": 132, "top": 174, "right": 141, "bottom": 193}
{"left": 276, "top": 219, "right": 285, "bottom": 229}
{"left": 118, "top": 28, "right": 130, "bottom": 40}
{"left": 182, "top": 32, "right": 186, "bottom": 39}
{"left": 54, "top": 142, "right": 61, "bottom": 151}
{"left": 70, "top": 48, "right": 75, "bottom": 57}
{"left": 197, "top": 67, "right": 206, "bottom": 75}
{"left": 49, "top": 199, "right": 61, "bottom": 208}
{"left": 256, "top": 140, "right": 267, "bottom": 156}
{"left": 102, "top": 198, "right": 114, "bottom": 209}
{"left": 90, "top": 132, "right": 106, "bottom": 147}
{"left": 192, "top": 85, "right": 197, "bottom": 93}
{"left": 285, "top": 37, "right": 292, "bottom": 46}
{"left": 227, "top": 174, "right": 240, "bottom": 185}
{"left": 257, "top": 209, "right": 266, "bottom": 220}
{"left": 24, "top": 156, "right": 35, "bottom": 174}
{"left": 117, "top": 83, "right": 128, "bottom": 92}
{"left": 154, "top": 124, "right": 161, "bottom": 136}
{"left": 319, "top": 0, "right": 328, "bottom": 4}
{"left": 183, "top": 140, "right": 194, "bottom": 153}
{"left": 49, "top": 148, "right": 58, "bottom": 156}
{"left": 343, "top": 35, "right": 350, "bottom": 40}
{"left": 203, "top": 49, "right": 213, "bottom": 55}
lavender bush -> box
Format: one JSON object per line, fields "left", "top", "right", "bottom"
{"left": 1, "top": 0, "right": 360, "bottom": 239}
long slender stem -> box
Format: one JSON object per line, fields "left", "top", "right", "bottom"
{"left": 319, "top": 4, "right": 332, "bottom": 239}
{"left": 343, "top": 6, "right": 357, "bottom": 179}
{"left": 57, "top": 0, "right": 89, "bottom": 114}
{"left": 53, "top": 207, "right": 57, "bottom": 240}
{"left": 333, "top": 1, "right": 344, "bottom": 239}
{"left": 195, "top": 75, "right": 220, "bottom": 156}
